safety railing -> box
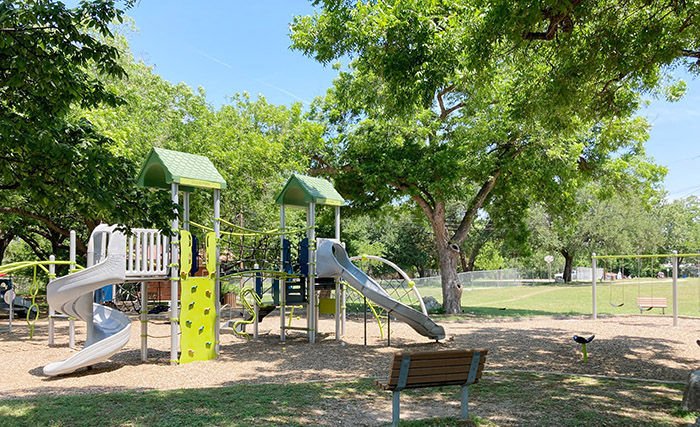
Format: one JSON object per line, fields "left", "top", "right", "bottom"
{"left": 126, "top": 228, "right": 169, "bottom": 279}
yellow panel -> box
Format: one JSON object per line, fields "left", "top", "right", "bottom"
{"left": 179, "top": 230, "right": 192, "bottom": 277}
{"left": 179, "top": 276, "right": 217, "bottom": 363}
{"left": 179, "top": 177, "right": 221, "bottom": 189}
{"left": 206, "top": 232, "right": 216, "bottom": 275}
{"left": 319, "top": 297, "right": 336, "bottom": 315}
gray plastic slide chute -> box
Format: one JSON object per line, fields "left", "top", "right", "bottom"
{"left": 316, "top": 238, "right": 445, "bottom": 340}
{"left": 43, "top": 225, "right": 131, "bottom": 376}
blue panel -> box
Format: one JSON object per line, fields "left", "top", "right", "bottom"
{"left": 191, "top": 234, "right": 199, "bottom": 276}
{"left": 94, "top": 284, "right": 113, "bottom": 303}
{"left": 283, "top": 238, "right": 292, "bottom": 273}
{"left": 299, "top": 238, "right": 309, "bottom": 276}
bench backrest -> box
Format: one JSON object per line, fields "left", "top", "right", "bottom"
{"left": 385, "top": 349, "right": 487, "bottom": 391}
{"left": 637, "top": 297, "right": 667, "bottom": 306}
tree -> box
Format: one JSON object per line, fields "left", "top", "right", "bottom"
{"left": 79, "top": 29, "right": 325, "bottom": 231}
{"left": 656, "top": 196, "right": 700, "bottom": 256}
{"left": 291, "top": 0, "right": 695, "bottom": 312}
{"left": 1, "top": 1, "right": 176, "bottom": 255}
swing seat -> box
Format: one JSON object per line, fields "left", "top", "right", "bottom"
{"left": 609, "top": 302, "right": 624, "bottom": 308}
{"left": 637, "top": 297, "right": 666, "bottom": 314}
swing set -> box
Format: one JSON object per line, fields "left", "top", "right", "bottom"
{"left": 592, "top": 252, "right": 700, "bottom": 327}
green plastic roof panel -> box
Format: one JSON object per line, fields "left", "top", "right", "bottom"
{"left": 137, "top": 147, "right": 227, "bottom": 191}
{"left": 275, "top": 174, "right": 344, "bottom": 207}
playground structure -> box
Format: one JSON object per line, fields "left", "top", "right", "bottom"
{"left": 592, "top": 251, "right": 700, "bottom": 326}
{"left": 4, "top": 148, "right": 443, "bottom": 376}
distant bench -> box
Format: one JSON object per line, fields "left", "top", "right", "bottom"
{"left": 376, "top": 349, "right": 487, "bottom": 426}
{"left": 637, "top": 297, "right": 667, "bottom": 314}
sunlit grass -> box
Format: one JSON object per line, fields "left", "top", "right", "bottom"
{"left": 416, "top": 277, "right": 700, "bottom": 318}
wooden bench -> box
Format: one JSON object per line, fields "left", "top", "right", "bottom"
{"left": 637, "top": 297, "right": 667, "bottom": 314}
{"left": 376, "top": 349, "right": 487, "bottom": 426}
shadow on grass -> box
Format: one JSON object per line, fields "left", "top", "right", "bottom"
{"left": 0, "top": 374, "right": 694, "bottom": 427}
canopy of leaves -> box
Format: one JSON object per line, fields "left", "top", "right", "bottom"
{"left": 0, "top": 1, "right": 173, "bottom": 258}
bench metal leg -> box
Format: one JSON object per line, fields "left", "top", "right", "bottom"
{"left": 392, "top": 391, "right": 400, "bottom": 426}
{"left": 461, "top": 385, "right": 469, "bottom": 419}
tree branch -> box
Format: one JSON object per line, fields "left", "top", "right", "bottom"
{"left": 389, "top": 180, "right": 435, "bottom": 218}
{"left": 683, "top": 49, "right": 700, "bottom": 59}
{"left": 0, "top": 207, "right": 87, "bottom": 253}
{"left": 437, "top": 84, "right": 464, "bottom": 120}
{"left": 452, "top": 144, "right": 526, "bottom": 244}
{"left": 523, "top": 0, "right": 586, "bottom": 41}
{"left": 307, "top": 154, "right": 356, "bottom": 175}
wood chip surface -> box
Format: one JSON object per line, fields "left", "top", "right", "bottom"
{"left": 0, "top": 313, "right": 698, "bottom": 401}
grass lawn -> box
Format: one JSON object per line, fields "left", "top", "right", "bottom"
{"left": 0, "top": 372, "right": 694, "bottom": 426}
{"left": 414, "top": 277, "right": 700, "bottom": 318}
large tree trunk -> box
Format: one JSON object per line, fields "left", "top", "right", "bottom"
{"left": 428, "top": 202, "right": 463, "bottom": 314}
{"left": 436, "top": 239, "right": 462, "bottom": 313}
{"left": 561, "top": 249, "right": 574, "bottom": 282}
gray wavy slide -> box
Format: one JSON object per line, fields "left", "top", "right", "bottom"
{"left": 43, "top": 227, "right": 131, "bottom": 376}
{"left": 316, "top": 238, "right": 445, "bottom": 340}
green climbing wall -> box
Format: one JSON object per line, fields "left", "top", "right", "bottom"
{"left": 179, "top": 229, "right": 217, "bottom": 364}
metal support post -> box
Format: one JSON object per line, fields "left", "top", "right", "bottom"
{"left": 387, "top": 312, "right": 391, "bottom": 347}
{"left": 214, "top": 189, "right": 221, "bottom": 354}
{"left": 69, "top": 230, "right": 75, "bottom": 348}
{"left": 364, "top": 296, "right": 367, "bottom": 346}
{"left": 308, "top": 202, "right": 316, "bottom": 343}
{"left": 592, "top": 253, "right": 597, "bottom": 320}
{"left": 673, "top": 250, "right": 678, "bottom": 327}
{"left": 140, "top": 280, "right": 148, "bottom": 361}
{"left": 392, "top": 391, "right": 400, "bottom": 427}
{"left": 280, "top": 205, "right": 286, "bottom": 342}
{"left": 461, "top": 386, "right": 469, "bottom": 418}
{"left": 170, "top": 183, "right": 180, "bottom": 365}
{"left": 183, "top": 193, "right": 190, "bottom": 231}
{"left": 335, "top": 280, "right": 341, "bottom": 341}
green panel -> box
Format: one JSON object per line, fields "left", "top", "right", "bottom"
{"left": 275, "top": 174, "right": 344, "bottom": 207}
{"left": 205, "top": 232, "right": 216, "bottom": 275}
{"left": 179, "top": 230, "right": 192, "bottom": 277}
{"left": 180, "top": 276, "right": 217, "bottom": 364}
{"left": 136, "top": 147, "right": 227, "bottom": 190}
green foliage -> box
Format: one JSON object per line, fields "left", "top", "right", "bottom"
{"left": 0, "top": 1, "right": 175, "bottom": 257}
{"left": 472, "top": 241, "right": 506, "bottom": 272}
{"left": 292, "top": 0, "right": 692, "bottom": 311}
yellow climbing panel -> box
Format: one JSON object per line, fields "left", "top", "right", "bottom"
{"left": 179, "top": 230, "right": 216, "bottom": 364}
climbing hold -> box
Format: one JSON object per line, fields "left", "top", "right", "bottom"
{"left": 204, "top": 307, "right": 211, "bottom": 314}
{"left": 188, "top": 349, "right": 194, "bottom": 355}
{"left": 199, "top": 326, "right": 204, "bottom": 332}
{"left": 189, "top": 301, "right": 195, "bottom": 308}
{"left": 206, "top": 290, "right": 212, "bottom": 297}
{"left": 206, "top": 341, "right": 212, "bottom": 347}
{"left": 185, "top": 320, "right": 192, "bottom": 326}
{"left": 191, "top": 285, "right": 198, "bottom": 291}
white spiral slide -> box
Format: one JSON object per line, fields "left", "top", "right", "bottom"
{"left": 43, "top": 225, "right": 169, "bottom": 376}
{"left": 316, "top": 238, "right": 445, "bottom": 340}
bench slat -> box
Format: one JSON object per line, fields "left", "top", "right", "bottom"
{"left": 390, "top": 356, "right": 480, "bottom": 370}
{"left": 385, "top": 364, "right": 486, "bottom": 388}
{"left": 388, "top": 361, "right": 485, "bottom": 382}
{"left": 392, "top": 349, "right": 488, "bottom": 362}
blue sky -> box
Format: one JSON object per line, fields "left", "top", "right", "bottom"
{"left": 120, "top": 1, "right": 698, "bottom": 199}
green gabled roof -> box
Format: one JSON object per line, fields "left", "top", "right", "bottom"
{"left": 137, "top": 147, "right": 227, "bottom": 191}
{"left": 275, "top": 174, "right": 344, "bottom": 207}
